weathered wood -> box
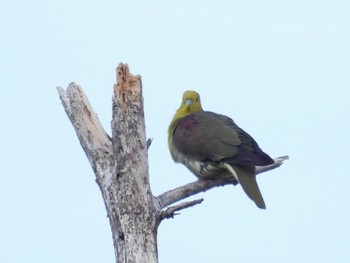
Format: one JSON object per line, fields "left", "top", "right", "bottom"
{"left": 56, "top": 83, "right": 113, "bottom": 174}
{"left": 57, "top": 64, "right": 159, "bottom": 263}
{"left": 111, "top": 64, "right": 158, "bottom": 263}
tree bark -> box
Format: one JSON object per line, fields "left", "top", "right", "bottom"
{"left": 57, "top": 63, "right": 288, "bottom": 263}
{"left": 111, "top": 65, "right": 158, "bottom": 262}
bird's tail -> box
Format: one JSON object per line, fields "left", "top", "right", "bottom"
{"left": 226, "top": 164, "right": 266, "bottom": 209}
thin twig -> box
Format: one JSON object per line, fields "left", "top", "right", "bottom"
{"left": 159, "top": 198, "right": 204, "bottom": 220}
{"left": 256, "top": 155, "right": 289, "bottom": 174}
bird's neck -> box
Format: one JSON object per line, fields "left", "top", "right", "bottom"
{"left": 174, "top": 105, "right": 202, "bottom": 120}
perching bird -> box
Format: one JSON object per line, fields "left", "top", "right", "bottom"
{"left": 168, "top": 90, "right": 274, "bottom": 209}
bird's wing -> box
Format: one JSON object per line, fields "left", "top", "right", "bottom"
{"left": 173, "top": 111, "right": 272, "bottom": 165}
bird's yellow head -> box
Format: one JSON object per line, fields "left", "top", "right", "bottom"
{"left": 174, "top": 90, "right": 203, "bottom": 119}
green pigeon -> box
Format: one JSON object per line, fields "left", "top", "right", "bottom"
{"left": 168, "top": 90, "right": 274, "bottom": 209}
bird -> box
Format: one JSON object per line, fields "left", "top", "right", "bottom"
{"left": 168, "top": 90, "right": 274, "bottom": 209}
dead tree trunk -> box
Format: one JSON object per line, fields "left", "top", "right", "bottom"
{"left": 57, "top": 63, "right": 288, "bottom": 263}
{"left": 110, "top": 66, "right": 158, "bottom": 262}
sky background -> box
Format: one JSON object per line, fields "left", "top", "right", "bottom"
{"left": 1, "top": 0, "right": 349, "bottom": 262}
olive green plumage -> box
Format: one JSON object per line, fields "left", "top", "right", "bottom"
{"left": 168, "top": 90, "right": 274, "bottom": 209}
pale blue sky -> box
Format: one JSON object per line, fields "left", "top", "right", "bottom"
{"left": 1, "top": 1, "right": 349, "bottom": 262}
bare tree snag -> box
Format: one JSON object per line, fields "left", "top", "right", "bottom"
{"left": 57, "top": 63, "right": 288, "bottom": 263}
{"left": 57, "top": 64, "right": 158, "bottom": 263}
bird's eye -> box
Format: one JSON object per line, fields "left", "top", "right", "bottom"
{"left": 185, "top": 99, "right": 193, "bottom": 106}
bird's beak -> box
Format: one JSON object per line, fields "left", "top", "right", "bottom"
{"left": 185, "top": 99, "right": 193, "bottom": 106}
